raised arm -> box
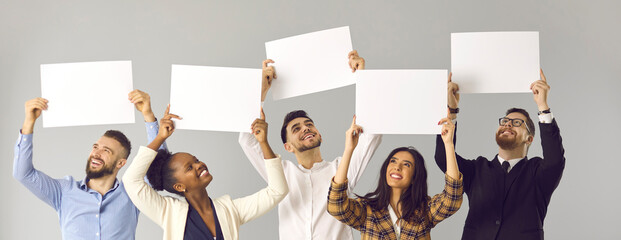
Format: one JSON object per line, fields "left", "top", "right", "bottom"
{"left": 334, "top": 116, "right": 362, "bottom": 184}
{"left": 427, "top": 173, "right": 463, "bottom": 227}
{"left": 326, "top": 116, "right": 370, "bottom": 230}
{"left": 13, "top": 98, "right": 67, "bottom": 210}
{"left": 343, "top": 50, "right": 383, "bottom": 189}
{"left": 129, "top": 89, "right": 168, "bottom": 151}
{"left": 232, "top": 153, "right": 288, "bottom": 224}
{"left": 531, "top": 70, "right": 565, "bottom": 195}
{"left": 439, "top": 116, "right": 459, "bottom": 180}
{"left": 435, "top": 74, "right": 474, "bottom": 189}
{"left": 122, "top": 105, "right": 181, "bottom": 227}
{"left": 238, "top": 60, "right": 278, "bottom": 181}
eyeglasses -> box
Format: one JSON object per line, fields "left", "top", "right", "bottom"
{"left": 498, "top": 117, "right": 531, "bottom": 134}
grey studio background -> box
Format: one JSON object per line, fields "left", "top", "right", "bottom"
{"left": 1, "top": 0, "right": 619, "bottom": 239}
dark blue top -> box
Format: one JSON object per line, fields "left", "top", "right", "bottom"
{"left": 184, "top": 198, "right": 224, "bottom": 240}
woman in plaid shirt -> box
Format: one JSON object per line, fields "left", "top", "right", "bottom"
{"left": 327, "top": 115, "right": 463, "bottom": 240}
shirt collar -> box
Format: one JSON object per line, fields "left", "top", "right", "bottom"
{"left": 80, "top": 177, "right": 121, "bottom": 192}
{"left": 497, "top": 155, "right": 524, "bottom": 172}
{"left": 297, "top": 159, "right": 328, "bottom": 172}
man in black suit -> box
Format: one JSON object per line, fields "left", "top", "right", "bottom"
{"left": 435, "top": 70, "right": 565, "bottom": 240}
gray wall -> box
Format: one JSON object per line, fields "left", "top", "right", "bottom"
{"left": 2, "top": 0, "right": 619, "bottom": 239}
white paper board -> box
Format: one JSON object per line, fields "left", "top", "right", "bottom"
{"left": 265, "top": 26, "right": 354, "bottom": 100}
{"left": 355, "top": 69, "right": 447, "bottom": 134}
{"left": 169, "top": 65, "right": 261, "bottom": 133}
{"left": 40, "top": 61, "right": 134, "bottom": 128}
{"left": 451, "top": 31, "right": 540, "bottom": 93}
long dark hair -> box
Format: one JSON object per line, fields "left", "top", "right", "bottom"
{"left": 146, "top": 149, "right": 183, "bottom": 196}
{"left": 358, "top": 147, "right": 429, "bottom": 223}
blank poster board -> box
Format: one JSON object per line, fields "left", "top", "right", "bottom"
{"left": 169, "top": 65, "right": 261, "bottom": 133}
{"left": 40, "top": 61, "right": 135, "bottom": 128}
{"left": 265, "top": 26, "right": 354, "bottom": 100}
{"left": 451, "top": 31, "right": 540, "bottom": 93}
{"left": 355, "top": 69, "right": 447, "bottom": 134}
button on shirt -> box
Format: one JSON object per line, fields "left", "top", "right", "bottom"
{"left": 13, "top": 121, "right": 161, "bottom": 240}
{"left": 239, "top": 132, "right": 382, "bottom": 240}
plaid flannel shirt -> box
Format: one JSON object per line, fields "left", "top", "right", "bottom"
{"left": 327, "top": 174, "right": 463, "bottom": 240}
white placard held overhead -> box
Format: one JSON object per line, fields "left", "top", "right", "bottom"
{"left": 40, "top": 61, "right": 135, "bottom": 128}
{"left": 265, "top": 26, "right": 354, "bottom": 100}
{"left": 169, "top": 65, "right": 261, "bottom": 133}
{"left": 356, "top": 70, "right": 447, "bottom": 135}
{"left": 451, "top": 31, "right": 540, "bottom": 93}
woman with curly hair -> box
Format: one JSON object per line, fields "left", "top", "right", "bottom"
{"left": 123, "top": 106, "right": 288, "bottom": 240}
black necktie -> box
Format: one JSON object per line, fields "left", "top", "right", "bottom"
{"left": 502, "top": 161, "right": 510, "bottom": 173}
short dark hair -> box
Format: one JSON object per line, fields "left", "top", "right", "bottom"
{"left": 103, "top": 130, "right": 131, "bottom": 158}
{"left": 281, "top": 110, "right": 314, "bottom": 144}
{"left": 146, "top": 150, "right": 183, "bottom": 196}
{"left": 505, "top": 108, "right": 535, "bottom": 136}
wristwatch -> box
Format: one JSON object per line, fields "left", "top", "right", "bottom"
{"left": 537, "top": 108, "right": 551, "bottom": 115}
{"left": 448, "top": 106, "right": 459, "bottom": 114}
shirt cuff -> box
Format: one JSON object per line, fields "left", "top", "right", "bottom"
{"left": 145, "top": 121, "right": 158, "bottom": 129}
{"left": 445, "top": 173, "right": 464, "bottom": 195}
{"left": 330, "top": 177, "right": 349, "bottom": 191}
{"left": 538, "top": 113, "right": 554, "bottom": 123}
{"left": 17, "top": 130, "right": 33, "bottom": 144}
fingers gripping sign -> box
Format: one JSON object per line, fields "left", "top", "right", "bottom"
{"left": 447, "top": 72, "right": 460, "bottom": 109}
{"left": 262, "top": 59, "right": 277, "bottom": 101}
{"left": 159, "top": 104, "right": 182, "bottom": 140}
{"left": 438, "top": 116, "right": 456, "bottom": 144}
{"left": 128, "top": 89, "right": 156, "bottom": 122}
{"left": 530, "top": 69, "right": 551, "bottom": 111}
{"left": 345, "top": 115, "right": 363, "bottom": 151}
{"left": 22, "top": 97, "right": 49, "bottom": 134}
{"left": 24, "top": 97, "right": 49, "bottom": 122}
{"left": 251, "top": 108, "right": 269, "bottom": 143}
{"left": 348, "top": 50, "right": 365, "bottom": 73}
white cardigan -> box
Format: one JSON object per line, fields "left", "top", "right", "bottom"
{"left": 123, "top": 146, "right": 288, "bottom": 240}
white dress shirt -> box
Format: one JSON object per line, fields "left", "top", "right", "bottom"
{"left": 388, "top": 205, "right": 402, "bottom": 240}
{"left": 239, "top": 132, "right": 382, "bottom": 240}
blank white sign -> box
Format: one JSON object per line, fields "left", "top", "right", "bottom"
{"left": 451, "top": 31, "right": 540, "bottom": 93}
{"left": 40, "top": 61, "right": 135, "bottom": 128}
{"left": 169, "top": 65, "right": 261, "bottom": 133}
{"left": 355, "top": 70, "right": 447, "bottom": 135}
{"left": 265, "top": 26, "right": 354, "bottom": 100}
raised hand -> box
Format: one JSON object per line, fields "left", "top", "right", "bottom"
{"left": 345, "top": 115, "right": 363, "bottom": 151}
{"left": 22, "top": 98, "right": 48, "bottom": 134}
{"left": 262, "top": 59, "right": 277, "bottom": 101}
{"left": 530, "top": 69, "right": 550, "bottom": 111}
{"left": 439, "top": 116, "right": 456, "bottom": 145}
{"left": 447, "top": 73, "right": 460, "bottom": 120}
{"left": 128, "top": 89, "right": 155, "bottom": 122}
{"left": 348, "top": 50, "right": 365, "bottom": 73}
{"left": 448, "top": 72, "right": 460, "bottom": 108}
{"left": 251, "top": 108, "right": 269, "bottom": 143}
{"left": 158, "top": 104, "right": 181, "bottom": 140}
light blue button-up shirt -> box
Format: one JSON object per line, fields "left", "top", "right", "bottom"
{"left": 13, "top": 121, "right": 163, "bottom": 240}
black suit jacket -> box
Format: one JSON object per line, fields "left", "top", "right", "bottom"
{"left": 435, "top": 119, "right": 565, "bottom": 240}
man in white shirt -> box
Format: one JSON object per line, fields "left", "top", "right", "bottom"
{"left": 238, "top": 51, "right": 382, "bottom": 240}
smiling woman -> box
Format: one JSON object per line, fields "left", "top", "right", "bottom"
{"left": 327, "top": 115, "right": 463, "bottom": 239}
{"left": 122, "top": 106, "right": 289, "bottom": 240}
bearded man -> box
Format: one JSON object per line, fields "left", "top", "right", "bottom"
{"left": 13, "top": 90, "right": 164, "bottom": 239}
{"left": 434, "top": 70, "right": 566, "bottom": 240}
